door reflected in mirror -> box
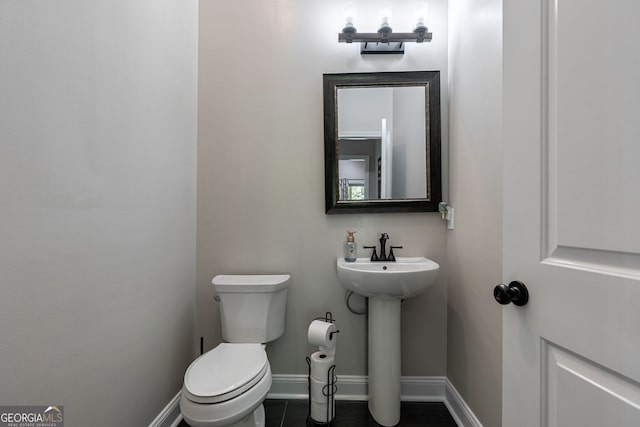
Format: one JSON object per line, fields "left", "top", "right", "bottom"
{"left": 324, "top": 71, "right": 441, "bottom": 213}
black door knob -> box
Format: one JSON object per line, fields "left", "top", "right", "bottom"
{"left": 494, "top": 281, "right": 529, "bottom": 306}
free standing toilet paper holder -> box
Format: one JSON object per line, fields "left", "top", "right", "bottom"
{"left": 306, "top": 312, "right": 338, "bottom": 425}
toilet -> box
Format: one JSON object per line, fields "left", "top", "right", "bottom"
{"left": 180, "top": 274, "right": 290, "bottom": 427}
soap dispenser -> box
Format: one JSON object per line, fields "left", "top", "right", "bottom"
{"left": 344, "top": 230, "right": 357, "bottom": 262}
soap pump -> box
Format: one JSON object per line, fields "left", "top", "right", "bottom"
{"left": 344, "top": 230, "right": 357, "bottom": 262}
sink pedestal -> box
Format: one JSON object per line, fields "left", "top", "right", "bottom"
{"left": 368, "top": 297, "right": 401, "bottom": 426}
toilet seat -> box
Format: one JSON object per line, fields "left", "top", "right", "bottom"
{"left": 183, "top": 343, "right": 268, "bottom": 404}
{"left": 180, "top": 363, "right": 272, "bottom": 427}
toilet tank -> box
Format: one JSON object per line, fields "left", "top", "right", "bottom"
{"left": 212, "top": 274, "right": 290, "bottom": 343}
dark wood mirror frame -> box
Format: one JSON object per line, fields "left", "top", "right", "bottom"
{"left": 323, "top": 71, "right": 442, "bottom": 214}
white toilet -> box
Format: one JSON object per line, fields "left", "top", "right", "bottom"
{"left": 180, "top": 274, "right": 290, "bottom": 427}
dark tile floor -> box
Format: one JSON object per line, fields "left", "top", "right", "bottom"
{"left": 179, "top": 399, "right": 457, "bottom": 426}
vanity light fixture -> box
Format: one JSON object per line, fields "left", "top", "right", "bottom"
{"left": 339, "top": 4, "right": 432, "bottom": 54}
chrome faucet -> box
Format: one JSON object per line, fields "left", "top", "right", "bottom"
{"left": 364, "top": 233, "right": 403, "bottom": 262}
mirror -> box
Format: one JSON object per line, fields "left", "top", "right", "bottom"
{"left": 324, "top": 71, "right": 441, "bottom": 214}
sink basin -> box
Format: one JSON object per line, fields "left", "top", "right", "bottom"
{"left": 336, "top": 257, "right": 440, "bottom": 299}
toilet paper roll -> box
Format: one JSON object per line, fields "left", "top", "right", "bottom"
{"left": 309, "top": 377, "right": 324, "bottom": 402}
{"left": 310, "top": 396, "right": 335, "bottom": 423}
{"left": 309, "top": 351, "right": 335, "bottom": 382}
{"left": 308, "top": 320, "right": 337, "bottom": 352}
{"left": 310, "top": 377, "right": 337, "bottom": 401}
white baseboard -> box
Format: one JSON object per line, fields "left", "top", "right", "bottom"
{"left": 269, "top": 375, "right": 483, "bottom": 427}
{"left": 148, "top": 390, "right": 183, "bottom": 427}
{"left": 152, "top": 378, "right": 483, "bottom": 427}
{"left": 268, "top": 374, "right": 369, "bottom": 401}
{"left": 401, "top": 376, "right": 447, "bottom": 402}
{"left": 267, "top": 374, "right": 311, "bottom": 400}
{"left": 444, "top": 379, "right": 483, "bottom": 427}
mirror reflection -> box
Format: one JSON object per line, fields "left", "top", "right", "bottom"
{"left": 337, "top": 86, "right": 427, "bottom": 201}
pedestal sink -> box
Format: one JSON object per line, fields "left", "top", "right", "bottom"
{"left": 336, "top": 257, "right": 440, "bottom": 426}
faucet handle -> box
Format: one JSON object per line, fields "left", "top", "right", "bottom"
{"left": 388, "top": 246, "right": 403, "bottom": 261}
{"left": 363, "top": 246, "right": 380, "bottom": 261}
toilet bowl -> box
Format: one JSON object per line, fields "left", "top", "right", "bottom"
{"left": 180, "top": 274, "right": 290, "bottom": 427}
{"left": 180, "top": 344, "right": 272, "bottom": 427}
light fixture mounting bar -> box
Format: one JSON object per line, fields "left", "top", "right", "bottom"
{"left": 360, "top": 42, "right": 405, "bottom": 55}
{"left": 338, "top": 32, "right": 433, "bottom": 44}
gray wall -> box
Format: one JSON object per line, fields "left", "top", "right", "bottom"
{"left": 393, "top": 87, "right": 428, "bottom": 199}
{"left": 447, "top": 0, "right": 503, "bottom": 426}
{"left": 338, "top": 88, "right": 393, "bottom": 137}
{"left": 0, "top": 1, "right": 198, "bottom": 426}
{"left": 198, "top": 0, "right": 449, "bottom": 377}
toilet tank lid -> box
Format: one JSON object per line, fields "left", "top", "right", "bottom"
{"left": 212, "top": 274, "right": 291, "bottom": 292}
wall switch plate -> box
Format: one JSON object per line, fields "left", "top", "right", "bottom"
{"left": 447, "top": 207, "right": 455, "bottom": 230}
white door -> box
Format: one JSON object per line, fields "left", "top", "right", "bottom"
{"left": 502, "top": 0, "right": 640, "bottom": 426}
{"left": 380, "top": 118, "right": 392, "bottom": 199}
